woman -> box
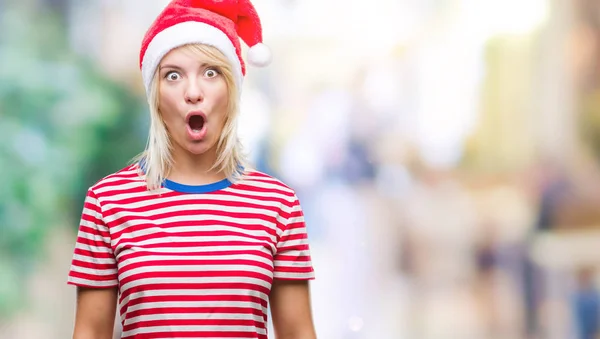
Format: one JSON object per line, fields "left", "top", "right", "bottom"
{"left": 67, "top": 1, "right": 317, "bottom": 338}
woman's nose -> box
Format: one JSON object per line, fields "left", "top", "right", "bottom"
{"left": 184, "top": 78, "right": 204, "bottom": 104}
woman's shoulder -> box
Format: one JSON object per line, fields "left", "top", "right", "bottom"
{"left": 240, "top": 168, "right": 297, "bottom": 197}
{"left": 87, "top": 163, "right": 145, "bottom": 194}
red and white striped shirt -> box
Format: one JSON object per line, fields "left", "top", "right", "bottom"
{"left": 67, "top": 164, "right": 315, "bottom": 338}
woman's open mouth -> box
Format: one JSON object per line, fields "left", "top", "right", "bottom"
{"left": 189, "top": 114, "right": 205, "bottom": 132}
{"left": 185, "top": 111, "right": 207, "bottom": 140}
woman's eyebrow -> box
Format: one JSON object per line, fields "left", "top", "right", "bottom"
{"left": 159, "top": 64, "right": 184, "bottom": 71}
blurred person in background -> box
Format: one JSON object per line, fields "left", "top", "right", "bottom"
{"left": 572, "top": 267, "right": 600, "bottom": 339}
{"left": 65, "top": 1, "right": 317, "bottom": 338}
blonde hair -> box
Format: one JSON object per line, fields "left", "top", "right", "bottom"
{"left": 133, "top": 43, "right": 248, "bottom": 191}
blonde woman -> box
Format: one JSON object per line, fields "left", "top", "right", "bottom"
{"left": 67, "top": 1, "right": 317, "bottom": 338}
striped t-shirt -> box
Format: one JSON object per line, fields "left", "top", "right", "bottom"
{"left": 67, "top": 164, "right": 315, "bottom": 338}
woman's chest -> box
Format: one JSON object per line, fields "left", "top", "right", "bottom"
{"left": 106, "top": 204, "right": 281, "bottom": 293}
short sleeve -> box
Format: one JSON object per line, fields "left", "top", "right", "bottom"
{"left": 67, "top": 188, "right": 119, "bottom": 288}
{"left": 273, "top": 194, "right": 315, "bottom": 280}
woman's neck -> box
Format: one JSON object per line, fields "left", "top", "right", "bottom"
{"left": 167, "top": 145, "right": 226, "bottom": 185}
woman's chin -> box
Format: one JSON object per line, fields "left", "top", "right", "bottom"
{"left": 185, "top": 141, "right": 215, "bottom": 156}
{"left": 171, "top": 135, "right": 216, "bottom": 157}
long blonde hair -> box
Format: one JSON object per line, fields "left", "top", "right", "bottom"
{"left": 133, "top": 43, "right": 248, "bottom": 191}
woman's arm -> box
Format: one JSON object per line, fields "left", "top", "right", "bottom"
{"left": 269, "top": 280, "right": 317, "bottom": 339}
{"left": 73, "top": 287, "right": 118, "bottom": 339}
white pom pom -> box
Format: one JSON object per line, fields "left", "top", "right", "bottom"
{"left": 247, "top": 43, "right": 272, "bottom": 67}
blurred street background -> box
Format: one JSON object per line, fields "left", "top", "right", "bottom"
{"left": 3, "top": 0, "right": 600, "bottom": 338}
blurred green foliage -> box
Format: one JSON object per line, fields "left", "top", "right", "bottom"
{"left": 0, "top": 3, "right": 146, "bottom": 318}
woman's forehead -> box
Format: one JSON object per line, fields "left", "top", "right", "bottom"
{"left": 160, "top": 45, "right": 213, "bottom": 66}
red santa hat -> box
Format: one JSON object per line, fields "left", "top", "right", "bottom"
{"left": 139, "top": 0, "right": 271, "bottom": 95}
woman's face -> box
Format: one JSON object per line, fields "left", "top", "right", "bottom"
{"left": 157, "top": 46, "right": 229, "bottom": 157}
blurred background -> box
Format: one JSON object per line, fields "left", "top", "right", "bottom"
{"left": 2, "top": 0, "right": 600, "bottom": 338}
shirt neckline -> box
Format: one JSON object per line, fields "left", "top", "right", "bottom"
{"left": 136, "top": 160, "right": 233, "bottom": 194}
{"left": 162, "top": 177, "right": 232, "bottom": 194}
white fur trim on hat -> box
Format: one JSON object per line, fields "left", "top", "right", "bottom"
{"left": 141, "top": 21, "right": 243, "bottom": 96}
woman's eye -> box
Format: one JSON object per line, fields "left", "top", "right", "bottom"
{"left": 166, "top": 72, "right": 180, "bottom": 81}
{"left": 204, "top": 68, "right": 219, "bottom": 78}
